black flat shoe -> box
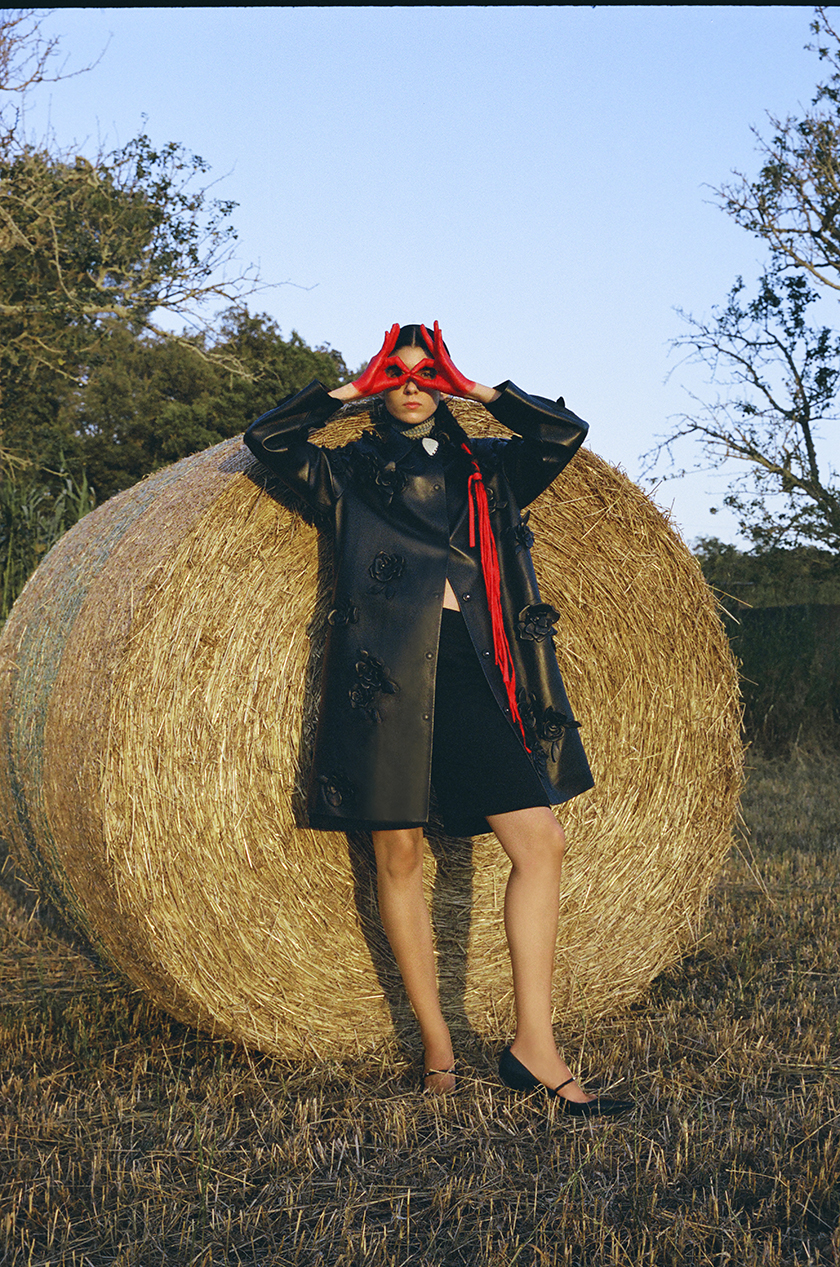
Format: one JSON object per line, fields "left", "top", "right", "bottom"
{"left": 498, "top": 1046, "right": 633, "bottom": 1117}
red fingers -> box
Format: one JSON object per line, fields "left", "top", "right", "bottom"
{"left": 351, "top": 322, "right": 475, "bottom": 397}
{"left": 351, "top": 324, "right": 409, "bottom": 396}
{"left": 417, "top": 322, "right": 476, "bottom": 396}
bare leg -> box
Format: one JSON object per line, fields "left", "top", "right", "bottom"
{"left": 486, "top": 806, "right": 592, "bottom": 1103}
{"left": 371, "top": 828, "right": 455, "bottom": 1091}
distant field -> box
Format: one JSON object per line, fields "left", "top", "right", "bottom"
{"left": 1, "top": 750, "right": 837, "bottom": 1266}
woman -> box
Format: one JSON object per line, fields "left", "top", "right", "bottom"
{"left": 245, "top": 322, "right": 630, "bottom": 1114}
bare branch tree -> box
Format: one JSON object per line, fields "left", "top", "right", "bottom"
{"left": 649, "top": 271, "right": 840, "bottom": 550}
{"left": 0, "top": 10, "right": 104, "bottom": 150}
{"left": 716, "top": 7, "right": 840, "bottom": 295}
{"left": 653, "top": 8, "right": 840, "bottom": 550}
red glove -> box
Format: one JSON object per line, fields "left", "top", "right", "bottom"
{"left": 415, "top": 322, "right": 476, "bottom": 396}
{"left": 351, "top": 325, "right": 411, "bottom": 396}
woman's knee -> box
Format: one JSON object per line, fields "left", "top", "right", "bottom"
{"left": 489, "top": 807, "right": 566, "bottom": 875}
{"left": 372, "top": 828, "right": 425, "bottom": 882}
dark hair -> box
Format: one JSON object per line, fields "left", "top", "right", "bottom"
{"left": 394, "top": 323, "right": 450, "bottom": 356}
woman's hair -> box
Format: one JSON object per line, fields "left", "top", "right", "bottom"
{"left": 394, "top": 324, "right": 450, "bottom": 356}
{"left": 431, "top": 399, "right": 471, "bottom": 449}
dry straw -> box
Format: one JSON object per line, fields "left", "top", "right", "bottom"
{"left": 0, "top": 400, "right": 743, "bottom": 1057}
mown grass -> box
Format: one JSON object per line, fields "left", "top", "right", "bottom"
{"left": 0, "top": 751, "right": 838, "bottom": 1266}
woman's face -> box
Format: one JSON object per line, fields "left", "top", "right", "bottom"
{"left": 382, "top": 344, "right": 440, "bottom": 425}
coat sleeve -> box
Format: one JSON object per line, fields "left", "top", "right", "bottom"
{"left": 243, "top": 379, "right": 346, "bottom": 516}
{"left": 484, "top": 381, "right": 590, "bottom": 508}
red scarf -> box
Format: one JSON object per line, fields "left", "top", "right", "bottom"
{"left": 461, "top": 444, "right": 528, "bottom": 748}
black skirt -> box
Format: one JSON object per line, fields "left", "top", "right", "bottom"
{"left": 429, "top": 608, "right": 549, "bottom": 836}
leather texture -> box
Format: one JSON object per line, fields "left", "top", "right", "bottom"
{"left": 244, "top": 380, "right": 594, "bottom": 833}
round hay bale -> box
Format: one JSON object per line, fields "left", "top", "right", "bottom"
{"left": 0, "top": 400, "right": 742, "bottom": 1056}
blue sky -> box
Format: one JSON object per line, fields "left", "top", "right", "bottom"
{"left": 21, "top": 6, "right": 833, "bottom": 546}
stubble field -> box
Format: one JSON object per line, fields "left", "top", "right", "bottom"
{"left": 0, "top": 750, "right": 837, "bottom": 1266}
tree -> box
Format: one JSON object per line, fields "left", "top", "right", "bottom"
{"left": 719, "top": 7, "right": 840, "bottom": 295}
{"left": 663, "top": 268, "right": 840, "bottom": 550}
{"left": 0, "top": 11, "right": 353, "bottom": 616}
{"left": 654, "top": 7, "right": 840, "bottom": 551}
{"left": 0, "top": 8, "right": 99, "bottom": 148}
{"left": 0, "top": 136, "right": 261, "bottom": 388}
{"left": 694, "top": 536, "right": 840, "bottom": 608}
{"left": 0, "top": 11, "right": 267, "bottom": 469}
{"left": 49, "top": 311, "right": 349, "bottom": 500}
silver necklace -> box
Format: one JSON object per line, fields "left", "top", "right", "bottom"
{"left": 398, "top": 417, "right": 439, "bottom": 455}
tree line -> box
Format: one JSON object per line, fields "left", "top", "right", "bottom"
{"left": 6, "top": 8, "right": 840, "bottom": 636}
{"left": 0, "top": 12, "right": 350, "bottom": 617}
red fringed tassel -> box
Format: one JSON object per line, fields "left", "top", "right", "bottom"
{"left": 461, "top": 443, "right": 529, "bottom": 748}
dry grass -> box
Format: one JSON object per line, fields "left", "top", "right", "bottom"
{"left": 1, "top": 749, "right": 837, "bottom": 1267}
{"left": 0, "top": 402, "right": 742, "bottom": 1055}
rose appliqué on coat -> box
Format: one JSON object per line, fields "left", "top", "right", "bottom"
{"left": 482, "top": 485, "right": 508, "bottom": 515}
{"left": 368, "top": 551, "right": 406, "bottom": 599}
{"left": 518, "top": 690, "right": 581, "bottom": 765}
{"left": 318, "top": 771, "right": 356, "bottom": 808}
{"left": 374, "top": 461, "right": 407, "bottom": 500}
{"left": 349, "top": 649, "right": 399, "bottom": 723}
{"left": 327, "top": 599, "right": 359, "bottom": 627}
{"left": 538, "top": 706, "right": 581, "bottom": 762}
{"left": 517, "top": 603, "right": 560, "bottom": 642}
{"left": 511, "top": 511, "right": 535, "bottom": 553}
{"left": 348, "top": 446, "right": 407, "bottom": 506}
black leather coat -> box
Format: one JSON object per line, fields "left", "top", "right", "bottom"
{"left": 244, "top": 380, "right": 594, "bottom": 833}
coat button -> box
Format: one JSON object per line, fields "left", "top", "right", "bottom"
{"left": 425, "top": 651, "right": 433, "bottom": 660}
{"left": 433, "top": 483, "right": 442, "bottom": 491}
{"left": 462, "top": 592, "right": 471, "bottom": 601}
{"left": 482, "top": 650, "right": 490, "bottom": 658}
{"left": 423, "top": 713, "right": 430, "bottom": 720}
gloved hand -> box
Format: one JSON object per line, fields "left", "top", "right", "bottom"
{"left": 411, "top": 321, "right": 476, "bottom": 396}
{"left": 349, "top": 325, "right": 410, "bottom": 396}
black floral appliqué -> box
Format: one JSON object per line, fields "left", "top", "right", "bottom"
{"left": 349, "top": 649, "right": 398, "bottom": 723}
{"left": 538, "top": 706, "right": 581, "bottom": 762}
{"left": 518, "top": 689, "right": 581, "bottom": 765}
{"left": 368, "top": 551, "right": 406, "bottom": 599}
{"left": 511, "top": 511, "right": 535, "bottom": 553}
{"left": 326, "top": 446, "right": 352, "bottom": 480}
{"left": 349, "top": 447, "right": 407, "bottom": 505}
{"left": 327, "top": 599, "right": 360, "bottom": 627}
{"left": 374, "top": 461, "right": 407, "bottom": 500}
{"left": 482, "top": 486, "right": 508, "bottom": 515}
{"left": 318, "top": 771, "right": 356, "bottom": 809}
{"left": 516, "top": 603, "right": 560, "bottom": 642}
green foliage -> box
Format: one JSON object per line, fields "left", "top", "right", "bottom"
{"left": 0, "top": 13, "right": 352, "bottom": 615}
{"left": 36, "top": 310, "right": 349, "bottom": 501}
{"left": 695, "top": 536, "right": 840, "bottom": 608}
{"left": 724, "top": 604, "right": 840, "bottom": 752}
{"left": 0, "top": 135, "right": 255, "bottom": 369}
{"left": 696, "top": 540, "right": 840, "bottom": 751}
{"left": 0, "top": 312, "right": 349, "bottom": 612}
{"left": 0, "top": 466, "right": 95, "bottom": 621}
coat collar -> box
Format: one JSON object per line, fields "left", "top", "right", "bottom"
{"left": 373, "top": 424, "right": 415, "bottom": 464}
{"left": 372, "top": 416, "right": 456, "bottom": 465}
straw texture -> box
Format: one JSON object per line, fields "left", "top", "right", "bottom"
{"left": 0, "top": 400, "right": 742, "bottom": 1056}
